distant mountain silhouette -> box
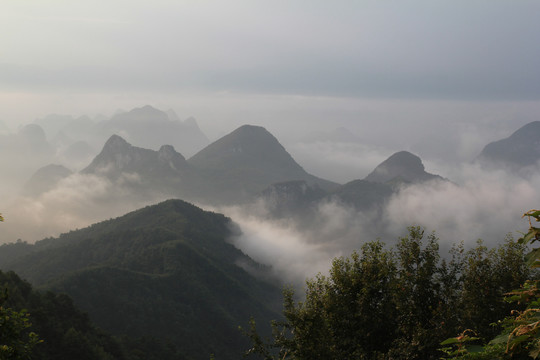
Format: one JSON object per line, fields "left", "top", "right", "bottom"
{"left": 188, "top": 125, "right": 337, "bottom": 203}
{"left": 258, "top": 180, "right": 327, "bottom": 216}
{"left": 0, "top": 124, "right": 56, "bottom": 189}
{"left": 0, "top": 199, "right": 281, "bottom": 360}
{"left": 22, "top": 164, "right": 73, "bottom": 196}
{"left": 22, "top": 125, "right": 338, "bottom": 205}
{"left": 365, "top": 151, "right": 443, "bottom": 184}
{"left": 330, "top": 179, "right": 394, "bottom": 210}
{"left": 98, "top": 105, "right": 209, "bottom": 157}
{"left": 83, "top": 134, "right": 190, "bottom": 176}
{"left": 477, "top": 121, "right": 540, "bottom": 171}
{"left": 81, "top": 134, "right": 198, "bottom": 200}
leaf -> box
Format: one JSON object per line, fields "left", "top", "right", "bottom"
{"left": 530, "top": 346, "right": 540, "bottom": 359}
{"left": 464, "top": 344, "right": 484, "bottom": 353}
{"left": 525, "top": 249, "right": 540, "bottom": 266}
{"left": 523, "top": 232, "right": 537, "bottom": 244}
{"left": 490, "top": 334, "right": 509, "bottom": 345}
{"left": 440, "top": 337, "right": 461, "bottom": 345}
{"left": 509, "top": 334, "right": 530, "bottom": 348}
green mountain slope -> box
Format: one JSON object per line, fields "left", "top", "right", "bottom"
{"left": 0, "top": 200, "right": 282, "bottom": 360}
{"left": 0, "top": 270, "right": 127, "bottom": 360}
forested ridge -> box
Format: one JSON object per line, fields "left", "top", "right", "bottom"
{"left": 0, "top": 200, "right": 282, "bottom": 360}
{"left": 1, "top": 205, "right": 539, "bottom": 359}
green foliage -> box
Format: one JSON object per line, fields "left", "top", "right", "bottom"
{"left": 442, "top": 209, "right": 540, "bottom": 359}
{"left": 0, "top": 200, "right": 282, "bottom": 360}
{"left": 246, "top": 227, "right": 529, "bottom": 359}
{"left": 0, "top": 270, "right": 129, "bottom": 360}
{"left": 0, "top": 290, "right": 41, "bottom": 360}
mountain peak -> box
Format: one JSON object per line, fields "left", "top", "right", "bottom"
{"left": 22, "top": 164, "right": 73, "bottom": 196}
{"left": 190, "top": 124, "right": 284, "bottom": 163}
{"left": 158, "top": 144, "right": 185, "bottom": 162}
{"left": 477, "top": 121, "right": 540, "bottom": 169}
{"left": 365, "top": 151, "right": 441, "bottom": 184}
{"left": 134, "top": 105, "right": 161, "bottom": 115}
{"left": 102, "top": 134, "right": 131, "bottom": 152}
{"left": 188, "top": 124, "right": 336, "bottom": 203}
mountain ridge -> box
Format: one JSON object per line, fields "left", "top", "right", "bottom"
{"left": 477, "top": 121, "right": 540, "bottom": 171}
{"left": 0, "top": 199, "right": 282, "bottom": 360}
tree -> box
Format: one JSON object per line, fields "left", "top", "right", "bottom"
{"left": 0, "top": 290, "right": 41, "bottom": 360}
{"left": 245, "top": 240, "right": 397, "bottom": 360}
{"left": 441, "top": 210, "right": 539, "bottom": 359}
{"left": 246, "top": 227, "right": 529, "bottom": 359}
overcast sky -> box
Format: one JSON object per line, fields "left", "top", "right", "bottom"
{"left": 3, "top": 1, "right": 540, "bottom": 269}
{"left": 1, "top": 1, "right": 540, "bottom": 153}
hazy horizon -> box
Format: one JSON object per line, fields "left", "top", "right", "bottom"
{"left": 2, "top": 1, "right": 540, "bottom": 282}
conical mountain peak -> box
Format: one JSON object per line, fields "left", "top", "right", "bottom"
{"left": 102, "top": 134, "right": 131, "bottom": 152}
{"left": 188, "top": 124, "right": 336, "bottom": 203}
{"left": 189, "top": 124, "right": 292, "bottom": 167}
{"left": 365, "top": 151, "right": 441, "bottom": 184}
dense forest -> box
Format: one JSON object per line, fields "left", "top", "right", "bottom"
{"left": 245, "top": 211, "right": 540, "bottom": 359}
{"left": 0, "top": 201, "right": 282, "bottom": 360}
{"left": 1, "top": 208, "right": 540, "bottom": 359}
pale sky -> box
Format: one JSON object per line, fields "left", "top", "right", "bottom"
{"left": 2, "top": 0, "right": 540, "bottom": 259}
{"left": 1, "top": 1, "right": 540, "bottom": 151}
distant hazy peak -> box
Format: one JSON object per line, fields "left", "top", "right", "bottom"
{"left": 110, "top": 105, "right": 169, "bottom": 122}
{"left": 32, "top": 163, "right": 72, "bottom": 176}
{"left": 158, "top": 144, "right": 185, "bottom": 161}
{"left": 183, "top": 116, "right": 199, "bottom": 128}
{"left": 227, "top": 124, "right": 279, "bottom": 143}
{"left": 365, "top": 150, "right": 441, "bottom": 184}
{"left": 18, "top": 123, "right": 47, "bottom": 139}
{"left": 235, "top": 124, "right": 269, "bottom": 134}
{"left": 137, "top": 105, "right": 158, "bottom": 113}
{"left": 166, "top": 109, "right": 181, "bottom": 122}
{"left": 477, "top": 121, "right": 540, "bottom": 169}
{"left": 103, "top": 134, "right": 131, "bottom": 152}
{"left": 189, "top": 124, "right": 286, "bottom": 163}
{"left": 379, "top": 151, "right": 425, "bottom": 172}
{"left": 510, "top": 121, "right": 540, "bottom": 137}
{"left": 22, "top": 163, "right": 73, "bottom": 196}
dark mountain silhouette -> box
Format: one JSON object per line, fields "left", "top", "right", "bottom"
{"left": 0, "top": 199, "right": 282, "bottom": 360}
{"left": 81, "top": 135, "right": 196, "bottom": 198}
{"left": 188, "top": 124, "right": 338, "bottom": 203}
{"left": 258, "top": 180, "right": 327, "bottom": 216}
{"left": 22, "top": 164, "right": 73, "bottom": 196}
{"left": 477, "top": 121, "right": 540, "bottom": 171}
{"left": 257, "top": 178, "right": 394, "bottom": 221}
{"left": 329, "top": 179, "right": 393, "bottom": 211}
{"left": 364, "top": 151, "right": 443, "bottom": 185}
{"left": 256, "top": 151, "right": 441, "bottom": 221}
{"left": 83, "top": 134, "right": 188, "bottom": 176}
{"left": 0, "top": 270, "right": 137, "bottom": 360}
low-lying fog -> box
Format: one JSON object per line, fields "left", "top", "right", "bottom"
{"left": 2, "top": 105, "right": 539, "bottom": 285}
